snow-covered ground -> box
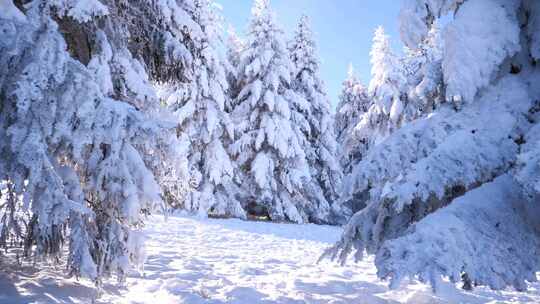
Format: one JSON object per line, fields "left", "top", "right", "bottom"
{"left": 1, "top": 215, "right": 540, "bottom": 303}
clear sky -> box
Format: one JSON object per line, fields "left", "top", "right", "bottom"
{"left": 218, "top": 0, "right": 403, "bottom": 110}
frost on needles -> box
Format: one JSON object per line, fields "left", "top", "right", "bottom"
{"left": 325, "top": 0, "right": 540, "bottom": 292}
{"left": 289, "top": 15, "right": 343, "bottom": 224}
{"left": 0, "top": 0, "right": 345, "bottom": 288}
{"left": 2, "top": 0, "right": 540, "bottom": 296}
{"left": 0, "top": 0, "right": 187, "bottom": 286}
{"left": 230, "top": 0, "right": 313, "bottom": 223}
{"left": 155, "top": 0, "right": 245, "bottom": 219}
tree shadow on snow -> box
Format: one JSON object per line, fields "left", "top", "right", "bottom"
{"left": 0, "top": 262, "right": 98, "bottom": 304}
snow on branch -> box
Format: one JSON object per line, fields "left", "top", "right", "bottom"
{"left": 376, "top": 175, "right": 540, "bottom": 291}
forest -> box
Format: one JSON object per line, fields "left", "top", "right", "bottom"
{"left": 1, "top": 0, "right": 540, "bottom": 303}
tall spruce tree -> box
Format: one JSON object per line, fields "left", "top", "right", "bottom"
{"left": 225, "top": 26, "right": 246, "bottom": 106}
{"left": 156, "top": 0, "right": 245, "bottom": 219}
{"left": 230, "top": 0, "right": 313, "bottom": 223}
{"left": 363, "top": 26, "right": 408, "bottom": 142}
{"left": 334, "top": 65, "right": 371, "bottom": 173}
{"left": 402, "top": 21, "right": 445, "bottom": 118}
{"left": 289, "top": 16, "right": 342, "bottom": 223}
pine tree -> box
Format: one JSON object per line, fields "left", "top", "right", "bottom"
{"left": 334, "top": 65, "right": 371, "bottom": 173}
{"left": 230, "top": 0, "right": 312, "bottom": 223}
{"left": 0, "top": 0, "right": 186, "bottom": 286}
{"left": 156, "top": 0, "right": 245, "bottom": 219}
{"left": 411, "top": 21, "right": 444, "bottom": 113}
{"left": 225, "top": 26, "right": 246, "bottom": 106}
{"left": 289, "top": 16, "right": 342, "bottom": 223}
{"left": 364, "top": 26, "right": 407, "bottom": 141}
{"left": 325, "top": 0, "right": 540, "bottom": 292}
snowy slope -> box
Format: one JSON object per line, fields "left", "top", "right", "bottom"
{"left": 1, "top": 215, "right": 540, "bottom": 303}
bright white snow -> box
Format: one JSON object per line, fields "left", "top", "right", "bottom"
{"left": 1, "top": 215, "right": 540, "bottom": 303}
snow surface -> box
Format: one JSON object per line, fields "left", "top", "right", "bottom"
{"left": 0, "top": 0, "right": 26, "bottom": 22}
{"left": 1, "top": 215, "right": 540, "bottom": 303}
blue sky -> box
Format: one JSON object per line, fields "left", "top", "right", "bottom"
{"left": 218, "top": 0, "right": 403, "bottom": 109}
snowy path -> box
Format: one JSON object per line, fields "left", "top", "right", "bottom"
{"left": 2, "top": 215, "right": 540, "bottom": 303}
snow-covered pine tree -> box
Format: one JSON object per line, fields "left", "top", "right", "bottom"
{"left": 324, "top": 0, "right": 540, "bottom": 292}
{"left": 331, "top": 66, "right": 372, "bottom": 222}
{"left": 408, "top": 21, "right": 445, "bottom": 114}
{"left": 97, "top": 0, "right": 191, "bottom": 218}
{"left": 357, "top": 26, "right": 408, "bottom": 147}
{"left": 336, "top": 24, "right": 441, "bottom": 176}
{"left": 231, "top": 0, "right": 313, "bottom": 223}
{"left": 225, "top": 26, "right": 246, "bottom": 106}
{"left": 289, "top": 15, "right": 342, "bottom": 224}
{"left": 334, "top": 65, "right": 371, "bottom": 174}
{"left": 516, "top": 0, "right": 540, "bottom": 199}
{"left": 0, "top": 0, "right": 184, "bottom": 286}
{"left": 331, "top": 29, "right": 409, "bottom": 223}
{"left": 155, "top": 0, "right": 244, "bottom": 219}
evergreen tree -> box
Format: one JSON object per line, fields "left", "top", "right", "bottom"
{"left": 156, "top": 0, "right": 245, "bottom": 219}
{"left": 225, "top": 26, "right": 246, "bottom": 106}
{"left": 325, "top": 0, "right": 540, "bottom": 292}
{"left": 289, "top": 15, "right": 342, "bottom": 223}
{"left": 363, "top": 26, "right": 407, "bottom": 143}
{"left": 231, "top": 0, "right": 312, "bottom": 223}
{"left": 401, "top": 21, "right": 445, "bottom": 120}
{"left": 0, "top": 0, "right": 184, "bottom": 286}
{"left": 334, "top": 65, "right": 371, "bottom": 173}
